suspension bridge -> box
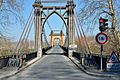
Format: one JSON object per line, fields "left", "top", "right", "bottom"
{"left": 0, "top": 0, "right": 120, "bottom": 80}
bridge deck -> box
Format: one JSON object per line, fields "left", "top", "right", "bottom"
{"left": 3, "top": 55, "right": 94, "bottom": 80}
{"left": 46, "top": 45, "right": 65, "bottom": 55}
{"left": 2, "top": 46, "right": 113, "bottom": 80}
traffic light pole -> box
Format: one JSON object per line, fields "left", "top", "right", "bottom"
{"left": 99, "top": 17, "right": 108, "bottom": 71}
{"left": 100, "top": 44, "right": 103, "bottom": 71}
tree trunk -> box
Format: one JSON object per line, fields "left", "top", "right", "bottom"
{"left": 107, "top": 0, "right": 120, "bottom": 57}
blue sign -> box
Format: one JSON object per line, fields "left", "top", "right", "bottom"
{"left": 107, "top": 51, "right": 120, "bottom": 71}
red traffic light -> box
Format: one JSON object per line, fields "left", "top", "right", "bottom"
{"left": 99, "top": 17, "right": 103, "bottom": 23}
{"left": 99, "top": 17, "right": 108, "bottom": 32}
{"left": 99, "top": 17, "right": 108, "bottom": 23}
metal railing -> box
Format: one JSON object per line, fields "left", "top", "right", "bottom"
{"left": 72, "top": 52, "right": 108, "bottom": 70}
{"left": 0, "top": 52, "right": 37, "bottom": 69}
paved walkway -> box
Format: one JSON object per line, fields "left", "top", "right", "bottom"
{"left": 70, "top": 57, "right": 120, "bottom": 78}
{"left": 46, "top": 45, "right": 65, "bottom": 55}
{"left": 2, "top": 55, "right": 118, "bottom": 80}
{"left": 0, "top": 46, "right": 119, "bottom": 80}
{"left": 0, "top": 57, "right": 40, "bottom": 79}
{"left": 0, "top": 55, "right": 119, "bottom": 80}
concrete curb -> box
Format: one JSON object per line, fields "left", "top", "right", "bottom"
{"left": 0, "top": 57, "right": 41, "bottom": 79}
{"left": 69, "top": 57, "right": 120, "bottom": 78}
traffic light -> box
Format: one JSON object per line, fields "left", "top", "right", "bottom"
{"left": 99, "top": 17, "right": 108, "bottom": 32}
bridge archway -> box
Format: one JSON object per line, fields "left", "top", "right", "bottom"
{"left": 49, "top": 31, "right": 65, "bottom": 47}
{"left": 42, "top": 11, "right": 68, "bottom": 33}
{"left": 54, "top": 38, "right": 60, "bottom": 46}
{"left": 42, "top": 11, "right": 68, "bottom": 48}
{"left": 33, "top": 0, "right": 76, "bottom": 57}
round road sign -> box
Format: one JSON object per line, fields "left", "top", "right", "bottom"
{"left": 95, "top": 32, "right": 108, "bottom": 45}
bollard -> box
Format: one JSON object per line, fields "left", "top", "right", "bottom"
{"left": 82, "top": 57, "right": 85, "bottom": 65}
{"left": 23, "top": 54, "right": 26, "bottom": 66}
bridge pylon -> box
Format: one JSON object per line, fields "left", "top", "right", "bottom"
{"left": 33, "top": 0, "right": 76, "bottom": 57}
{"left": 67, "top": 0, "right": 76, "bottom": 57}
{"left": 33, "top": 2, "right": 43, "bottom": 57}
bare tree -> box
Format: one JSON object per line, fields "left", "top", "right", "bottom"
{"left": 77, "top": 0, "right": 120, "bottom": 57}
{"left": 0, "top": 0, "right": 24, "bottom": 38}
{"left": 0, "top": 38, "right": 13, "bottom": 56}
{"left": 0, "top": 0, "right": 24, "bottom": 56}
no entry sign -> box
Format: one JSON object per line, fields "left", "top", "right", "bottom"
{"left": 95, "top": 32, "right": 108, "bottom": 45}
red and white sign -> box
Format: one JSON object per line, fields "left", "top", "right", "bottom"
{"left": 95, "top": 32, "right": 108, "bottom": 45}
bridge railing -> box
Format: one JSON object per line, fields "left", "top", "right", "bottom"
{"left": 0, "top": 56, "right": 9, "bottom": 69}
{"left": 72, "top": 52, "right": 108, "bottom": 70}
{"left": 60, "top": 46, "right": 68, "bottom": 56}
{"left": 0, "top": 52, "right": 37, "bottom": 69}
{"left": 42, "top": 46, "right": 52, "bottom": 55}
{"left": 25, "top": 52, "right": 37, "bottom": 62}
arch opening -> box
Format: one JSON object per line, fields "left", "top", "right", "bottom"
{"left": 54, "top": 38, "right": 60, "bottom": 46}
{"left": 42, "top": 11, "right": 68, "bottom": 47}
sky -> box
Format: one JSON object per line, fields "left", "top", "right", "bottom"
{"left": 8, "top": 0, "right": 96, "bottom": 42}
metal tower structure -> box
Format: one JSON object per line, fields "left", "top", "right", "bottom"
{"left": 33, "top": 0, "right": 76, "bottom": 57}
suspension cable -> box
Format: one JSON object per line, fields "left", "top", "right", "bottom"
{"left": 42, "top": 12, "right": 53, "bottom": 47}
{"left": 74, "top": 13, "right": 88, "bottom": 54}
{"left": 6, "top": 9, "right": 34, "bottom": 68}
{"left": 46, "top": 21, "right": 52, "bottom": 30}
{"left": 64, "top": 35, "right": 68, "bottom": 47}
{"left": 73, "top": 19, "right": 83, "bottom": 53}
{"left": 14, "top": 9, "right": 34, "bottom": 56}
{"left": 22, "top": 18, "right": 34, "bottom": 53}
{"left": 43, "top": 12, "right": 52, "bottom": 31}
{"left": 61, "top": 23, "right": 65, "bottom": 31}
{"left": 16, "top": 14, "right": 34, "bottom": 58}
{"left": 75, "top": 9, "right": 91, "bottom": 55}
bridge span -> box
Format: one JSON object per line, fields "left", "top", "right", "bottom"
{"left": 2, "top": 46, "right": 116, "bottom": 80}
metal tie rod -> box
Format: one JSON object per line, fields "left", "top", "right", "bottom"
{"left": 41, "top": 0, "right": 67, "bottom": 3}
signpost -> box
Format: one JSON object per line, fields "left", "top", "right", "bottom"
{"left": 95, "top": 32, "right": 108, "bottom": 71}
{"left": 107, "top": 51, "right": 120, "bottom": 71}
